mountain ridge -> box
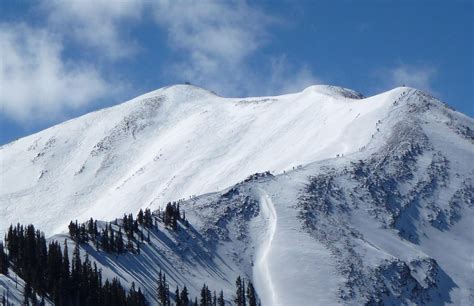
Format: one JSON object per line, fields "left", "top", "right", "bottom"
{"left": 1, "top": 84, "right": 473, "bottom": 305}
{"left": 1, "top": 84, "right": 423, "bottom": 236}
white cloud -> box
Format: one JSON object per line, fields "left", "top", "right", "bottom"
{"left": 386, "top": 65, "right": 437, "bottom": 93}
{"left": 265, "top": 55, "right": 321, "bottom": 95}
{"left": 0, "top": 23, "right": 111, "bottom": 122}
{"left": 154, "top": 0, "right": 267, "bottom": 64}
{"left": 152, "top": 0, "right": 319, "bottom": 96}
{"left": 0, "top": 0, "right": 322, "bottom": 126}
{"left": 43, "top": 0, "right": 144, "bottom": 59}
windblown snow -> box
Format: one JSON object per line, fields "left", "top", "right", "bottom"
{"left": 1, "top": 84, "right": 473, "bottom": 305}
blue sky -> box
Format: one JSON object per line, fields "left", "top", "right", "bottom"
{"left": 0, "top": 0, "right": 472, "bottom": 144}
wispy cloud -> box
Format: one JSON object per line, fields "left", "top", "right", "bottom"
{"left": 265, "top": 55, "right": 321, "bottom": 95}
{"left": 388, "top": 65, "right": 437, "bottom": 93}
{"left": 0, "top": 23, "right": 111, "bottom": 122}
{"left": 152, "top": 0, "right": 320, "bottom": 96}
{"left": 375, "top": 64, "right": 438, "bottom": 95}
{"left": 0, "top": 0, "right": 321, "bottom": 126}
{"left": 42, "top": 0, "right": 144, "bottom": 60}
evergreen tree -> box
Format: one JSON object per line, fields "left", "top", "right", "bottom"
{"left": 23, "top": 281, "right": 32, "bottom": 306}
{"left": 175, "top": 286, "right": 182, "bottom": 306}
{"left": 0, "top": 243, "right": 8, "bottom": 275}
{"left": 246, "top": 280, "right": 257, "bottom": 306}
{"left": 242, "top": 279, "right": 246, "bottom": 306}
{"left": 127, "top": 236, "right": 134, "bottom": 252}
{"left": 109, "top": 225, "right": 115, "bottom": 252}
{"left": 116, "top": 228, "right": 124, "bottom": 253}
{"left": 88, "top": 218, "right": 94, "bottom": 236}
{"left": 101, "top": 227, "right": 109, "bottom": 252}
{"left": 234, "top": 276, "right": 246, "bottom": 306}
{"left": 5, "top": 222, "right": 147, "bottom": 306}
{"left": 137, "top": 209, "right": 144, "bottom": 225}
{"left": 144, "top": 209, "right": 153, "bottom": 228}
{"left": 158, "top": 270, "right": 170, "bottom": 305}
{"left": 93, "top": 220, "right": 98, "bottom": 237}
{"left": 217, "top": 290, "right": 225, "bottom": 306}
{"left": 199, "top": 283, "right": 213, "bottom": 306}
{"left": 180, "top": 285, "right": 189, "bottom": 306}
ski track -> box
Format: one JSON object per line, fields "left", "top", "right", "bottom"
{"left": 254, "top": 189, "right": 278, "bottom": 306}
{"left": 254, "top": 187, "right": 343, "bottom": 305}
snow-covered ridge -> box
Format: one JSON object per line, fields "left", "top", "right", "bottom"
{"left": 0, "top": 84, "right": 470, "bottom": 237}
{"left": 1, "top": 84, "right": 473, "bottom": 305}
{"left": 302, "top": 85, "right": 365, "bottom": 99}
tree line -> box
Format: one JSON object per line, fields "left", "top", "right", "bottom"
{"left": 1, "top": 205, "right": 260, "bottom": 306}
{"left": 156, "top": 270, "right": 258, "bottom": 306}
{"left": 2, "top": 223, "right": 146, "bottom": 306}
{"left": 68, "top": 205, "right": 187, "bottom": 255}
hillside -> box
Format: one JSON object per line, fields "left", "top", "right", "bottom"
{"left": 1, "top": 84, "right": 398, "bottom": 235}
{"left": 1, "top": 85, "right": 473, "bottom": 305}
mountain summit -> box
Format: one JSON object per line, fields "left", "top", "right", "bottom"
{"left": 0, "top": 84, "right": 408, "bottom": 235}
{"left": 1, "top": 84, "right": 473, "bottom": 305}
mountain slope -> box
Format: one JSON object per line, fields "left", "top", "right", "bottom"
{"left": 2, "top": 84, "right": 398, "bottom": 235}
{"left": 1, "top": 85, "right": 473, "bottom": 305}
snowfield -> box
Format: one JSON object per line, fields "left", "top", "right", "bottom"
{"left": 1, "top": 84, "right": 473, "bottom": 305}
{"left": 1, "top": 84, "right": 394, "bottom": 236}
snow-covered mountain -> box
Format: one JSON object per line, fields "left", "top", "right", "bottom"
{"left": 1, "top": 84, "right": 473, "bottom": 305}
{"left": 0, "top": 84, "right": 394, "bottom": 235}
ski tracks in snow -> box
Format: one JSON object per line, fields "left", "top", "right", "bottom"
{"left": 253, "top": 187, "right": 343, "bottom": 305}
{"left": 254, "top": 189, "right": 278, "bottom": 306}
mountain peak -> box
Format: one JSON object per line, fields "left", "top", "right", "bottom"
{"left": 302, "top": 85, "right": 365, "bottom": 99}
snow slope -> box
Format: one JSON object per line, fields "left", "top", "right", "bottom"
{"left": 2, "top": 84, "right": 395, "bottom": 236}
{"left": 1, "top": 84, "right": 473, "bottom": 305}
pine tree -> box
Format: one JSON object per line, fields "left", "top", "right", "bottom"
{"left": 93, "top": 220, "right": 98, "bottom": 237}
{"left": 199, "top": 283, "right": 213, "bottom": 306}
{"left": 175, "top": 286, "right": 182, "bottom": 306}
{"left": 116, "top": 228, "right": 124, "bottom": 253}
{"left": 137, "top": 209, "right": 144, "bottom": 225}
{"left": 200, "top": 284, "right": 208, "bottom": 306}
{"left": 23, "top": 281, "right": 32, "bottom": 305}
{"left": 144, "top": 209, "right": 153, "bottom": 228}
{"left": 6, "top": 222, "right": 147, "bottom": 306}
{"left": 88, "top": 218, "right": 94, "bottom": 236}
{"left": 234, "top": 276, "right": 246, "bottom": 306}
{"left": 242, "top": 279, "right": 246, "bottom": 306}
{"left": 101, "top": 227, "right": 109, "bottom": 252}
{"left": 246, "top": 280, "right": 257, "bottom": 306}
{"left": 180, "top": 285, "right": 189, "bottom": 306}
{"left": 217, "top": 290, "right": 225, "bottom": 306}
{"left": 109, "top": 225, "right": 115, "bottom": 252}
{"left": 0, "top": 243, "right": 8, "bottom": 275}
{"left": 158, "top": 270, "right": 170, "bottom": 305}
